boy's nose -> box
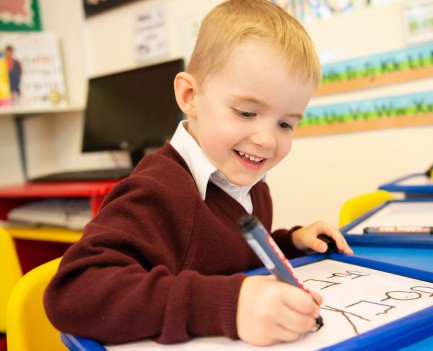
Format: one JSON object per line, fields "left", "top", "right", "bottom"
{"left": 249, "top": 127, "right": 277, "bottom": 149}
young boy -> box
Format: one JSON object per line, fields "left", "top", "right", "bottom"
{"left": 44, "top": 0, "right": 352, "bottom": 347}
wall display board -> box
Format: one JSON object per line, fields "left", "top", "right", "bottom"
{"left": 403, "top": 0, "right": 433, "bottom": 44}
{"left": 133, "top": 4, "right": 169, "bottom": 63}
{"left": 0, "top": 0, "right": 41, "bottom": 31}
{"left": 297, "top": 91, "right": 433, "bottom": 136}
{"left": 272, "top": 0, "right": 399, "bottom": 24}
{"left": 0, "top": 32, "right": 67, "bottom": 108}
{"left": 300, "top": 41, "right": 433, "bottom": 136}
{"left": 270, "top": 0, "right": 433, "bottom": 137}
{"left": 316, "top": 43, "right": 433, "bottom": 96}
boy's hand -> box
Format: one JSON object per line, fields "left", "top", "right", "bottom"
{"left": 237, "top": 275, "right": 322, "bottom": 346}
{"left": 291, "top": 221, "right": 353, "bottom": 255}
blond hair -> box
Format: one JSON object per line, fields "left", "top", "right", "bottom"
{"left": 187, "top": 0, "right": 322, "bottom": 89}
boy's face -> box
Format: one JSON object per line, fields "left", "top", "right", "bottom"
{"left": 188, "top": 41, "right": 315, "bottom": 186}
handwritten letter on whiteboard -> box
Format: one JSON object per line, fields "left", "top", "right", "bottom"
{"left": 293, "top": 259, "right": 433, "bottom": 349}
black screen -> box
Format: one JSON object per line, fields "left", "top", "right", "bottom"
{"left": 82, "top": 58, "right": 184, "bottom": 166}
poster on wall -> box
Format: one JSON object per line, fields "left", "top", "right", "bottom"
{"left": 0, "top": 52, "right": 11, "bottom": 106}
{"left": 0, "top": 0, "right": 41, "bottom": 31}
{"left": 297, "top": 91, "right": 433, "bottom": 136}
{"left": 403, "top": 0, "right": 433, "bottom": 44}
{"left": 271, "top": 0, "right": 400, "bottom": 23}
{"left": 83, "top": 0, "right": 138, "bottom": 17}
{"left": 317, "top": 43, "right": 433, "bottom": 96}
{"left": 133, "top": 4, "right": 169, "bottom": 63}
{"left": 0, "top": 32, "right": 67, "bottom": 108}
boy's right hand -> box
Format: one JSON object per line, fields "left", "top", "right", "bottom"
{"left": 237, "top": 275, "right": 322, "bottom": 346}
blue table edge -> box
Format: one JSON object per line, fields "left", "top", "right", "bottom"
{"left": 340, "top": 198, "right": 433, "bottom": 247}
{"left": 61, "top": 333, "right": 107, "bottom": 351}
{"left": 379, "top": 173, "right": 433, "bottom": 194}
{"left": 61, "top": 253, "right": 433, "bottom": 351}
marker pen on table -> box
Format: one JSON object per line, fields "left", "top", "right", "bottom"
{"left": 363, "top": 226, "right": 433, "bottom": 234}
{"left": 238, "top": 214, "right": 324, "bottom": 331}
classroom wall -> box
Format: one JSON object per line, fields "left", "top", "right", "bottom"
{"left": 270, "top": 1, "right": 433, "bottom": 228}
{"left": 0, "top": 0, "right": 432, "bottom": 229}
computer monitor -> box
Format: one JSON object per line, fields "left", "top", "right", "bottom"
{"left": 82, "top": 58, "right": 184, "bottom": 167}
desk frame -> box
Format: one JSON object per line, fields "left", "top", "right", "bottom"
{"left": 340, "top": 198, "right": 433, "bottom": 247}
{"left": 379, "top": 173, "right": 433, "bottom": 195}
{"left": 61, "top": 253, "right": 433, "bottom": 351}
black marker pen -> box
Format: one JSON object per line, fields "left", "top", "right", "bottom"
{"left": 238, "top": 214, "right": 324, "bottom": 331}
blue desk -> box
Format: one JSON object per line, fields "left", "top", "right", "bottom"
{"left": 353, "top": 246, "right": 433, "bottom": 350}
{"left": 340, "top": 198, "right": 433, "bottom": 247}
{"left": 379, "top": 173, "right": 433, "bottom": 196}
{"left": 352, "top": 246, "right": 433, "bottom": 272}
{"left": 62, "top": 247, "right": 433, "bottom": 351}
{"left": 365, "top": 247, "right": 433, "bottom": 350}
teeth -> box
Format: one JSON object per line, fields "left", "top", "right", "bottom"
{"left": 237, "top": 151, "right": 263, "bottom": 162}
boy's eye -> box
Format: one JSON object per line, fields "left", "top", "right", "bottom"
{"left": 233, "top": 108, "right": 256, "bottom": 119}
{"left": 279, "top": 121, "right": 294, "bottom": 130}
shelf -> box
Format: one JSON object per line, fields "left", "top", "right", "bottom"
{"left": 0, "top": 104, "right": 83, "bottom": 116}
{"left": 0, "top": 180, "right": 119, "bottom": 274}
{"left": 0, "top": 180, "right": 120, "bottom": 197}
{"left": 0, "top": 180, "right": 121, "bottom": 220}
{"left": 7, "top": 226, "right": 83, "bottom": 243}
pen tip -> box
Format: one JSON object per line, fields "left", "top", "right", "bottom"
{"left": 315, "top": 316, "right": 324, "bottom": 331}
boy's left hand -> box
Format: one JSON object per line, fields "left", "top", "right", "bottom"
{"left": 292, "top": 221, "right": 353, "bottom": 255}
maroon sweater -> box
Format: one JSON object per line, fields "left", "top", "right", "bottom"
{"left": 44, "top": 142, "right": 304, "bottom": 345}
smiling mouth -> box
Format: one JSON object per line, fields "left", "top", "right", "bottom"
{"left": 236, "top": 150, "right": 264, "bottom": 163}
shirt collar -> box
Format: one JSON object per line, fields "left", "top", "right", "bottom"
{"left": 170, "top": 121, "right": 216, "bottom": 200}
{"left": 210, "top": 171, "right": 254, "bottom": 213}
{"left": 170, "top": 121, "right": 265, "bottom": 204}
{"left": 210, "top": 171, "right": 253, "bottom": 199}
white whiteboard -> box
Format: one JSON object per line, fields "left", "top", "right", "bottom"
{"left": 105, "top": 259, "right": 433, "bottom": 350}
{"left": 398, "top": 174, "right": 433, "bottom": 186}
{"left": 346, "top": 202, "right": 433, "bottom": 235}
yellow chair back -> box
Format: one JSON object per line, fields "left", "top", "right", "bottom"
{"left": 339, "top": 190, "right": 394, "bottom": 227}
{"left": 7, "top": 257, "right": 67, "bottom": 351}
{"left": 0, "top": 227, "right": 22, "bottom": 332}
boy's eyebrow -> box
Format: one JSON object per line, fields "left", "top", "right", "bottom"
{"left": 230, "top": 94, "right": 268, "bottom": 107}
{"left": 230, "top": 94, "right": 304, "bottom": 119}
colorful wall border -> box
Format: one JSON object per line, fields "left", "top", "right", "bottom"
{"left": 297, "top": 91, "right": 433, "bottom": 136}
{"left": 316, "top": 43, "right": 433, "bottom": 96}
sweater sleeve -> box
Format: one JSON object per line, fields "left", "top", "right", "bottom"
{"left": 272, "top": 226, "right": 305, "bottom": 259}
{"left": 44, "top": 156, "right": 250, "bottom": 345}
{"left": 44, "top": 238, "right": 246, "bottom": 344}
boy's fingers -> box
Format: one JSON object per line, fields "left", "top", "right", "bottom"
{"left": 315, "top": 222, "right": 353, "bottom": 254}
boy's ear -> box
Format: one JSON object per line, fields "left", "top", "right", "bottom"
{"left": 174, "top": 72, "right": 198, "bottom": 118}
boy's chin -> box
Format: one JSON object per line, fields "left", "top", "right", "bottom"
{"left": 227, "top": 175, "right": 261, "bottom": 187}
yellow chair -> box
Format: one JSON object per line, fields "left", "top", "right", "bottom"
{"left": 339, "top": 190, "right": 394, "bottom": 227}
{"left": 0, "top": 227, "right": 22, "bottom": 333}
{"left": 7, "top": 257, "right": 67, "bottom": 351}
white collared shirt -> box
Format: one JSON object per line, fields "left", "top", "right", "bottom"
{"left": 170, "top": 121, "right": 262, "bottom": 213}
